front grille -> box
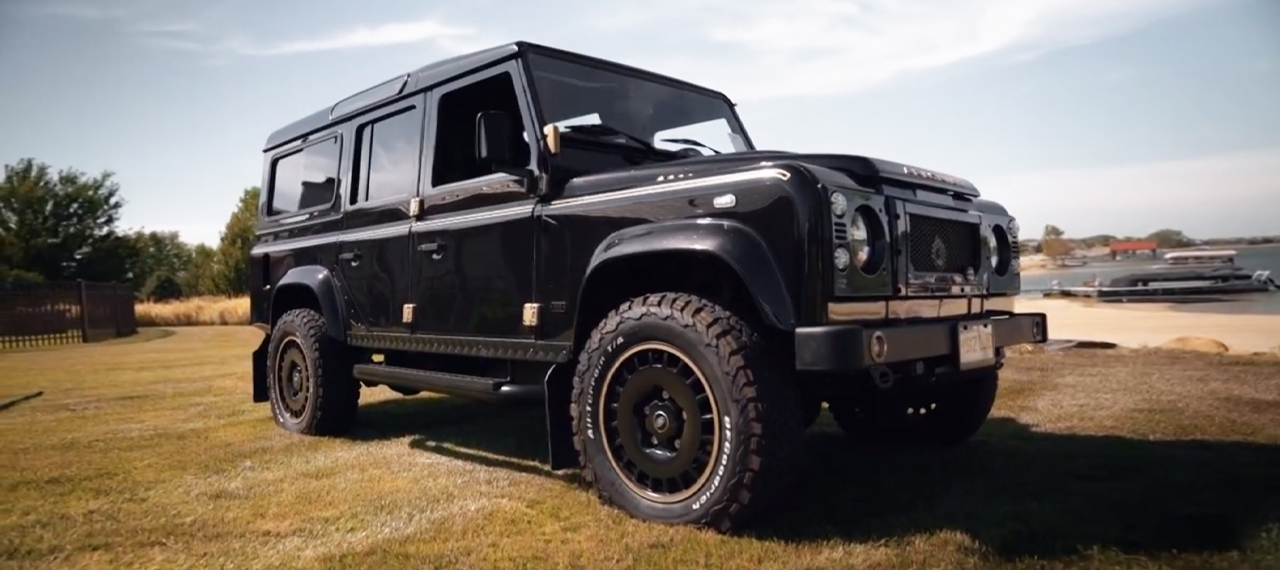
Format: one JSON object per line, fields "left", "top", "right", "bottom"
{"left": 907, "top": 214, "right": 980, "bottom": 274}
{"left": 832, "top": 219, "right": 848, "bottom": 242}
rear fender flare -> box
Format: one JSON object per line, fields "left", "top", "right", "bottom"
{"left": 270, "top": 265, "right": 347, "bottom": 342}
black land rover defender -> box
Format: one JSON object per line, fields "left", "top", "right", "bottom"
{"left": 248, "top": 41, "right": 1048, "bottom": 532}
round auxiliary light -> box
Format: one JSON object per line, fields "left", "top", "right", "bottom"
{"left": 830, "top": 192, "right": 848, "bottom": 217}
{"left": 834, "top": 246, "right": 851, "bottom": 271}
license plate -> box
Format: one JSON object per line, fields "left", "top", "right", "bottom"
{"left": 957, "top": 321, "right": 995, "bottom": 370}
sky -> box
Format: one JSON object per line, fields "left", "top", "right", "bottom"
{"left": 1, "top": 0, "right": 1277, "bottom": 245}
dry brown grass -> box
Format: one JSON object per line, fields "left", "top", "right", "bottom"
{"left": 135, "top": 295, "right": 250, "bottom": 326}
{"left": 2, "top": 328, "right": 1278, "bottom": 570}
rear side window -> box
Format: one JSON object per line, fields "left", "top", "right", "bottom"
{"left": 355, "top": 105, "right": 424, "bottom": 204}
{"left": 270, "top": 137, "right": 341, "bottom": 215}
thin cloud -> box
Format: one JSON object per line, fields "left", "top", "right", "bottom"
{"left": 35, "top": 2, "right": 128, "bottom": 19}
{"left": 981, "top": 147, "right": 1280, "bottom": 239}
{"left": 134, "top": 21, "right": 198, "bottom": 33}
{"left": 225, "top": 19, "right": 474, "bottom": 56}
{"left": 542, "top": 0, "right": 1216, "bottom": 101}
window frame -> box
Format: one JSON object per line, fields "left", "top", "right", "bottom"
{"left": 347, "top": 93, "right": 428, "bottom": 210}
{"left": 422, "top": 60, "right": 540, "bottom": 197}
{"left": 263, "top": 133, "right": 344, "bottom": 220}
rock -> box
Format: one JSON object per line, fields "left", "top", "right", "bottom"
{"left": 1160, "top": 336, "right": 1230, "bottom": 354}
{"left": 1005, "top": 343, "right": 1045, "bottom": 355}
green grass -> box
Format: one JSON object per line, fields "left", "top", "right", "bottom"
{"left": 2, "top": 327, "right": 1278, "bottom": 570}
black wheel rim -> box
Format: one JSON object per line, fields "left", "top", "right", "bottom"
{"left": 599, "top": 341, "right": 721, "bottom": 504}
{"left": 274, "top": 337, "right": 310, "bottom": 421}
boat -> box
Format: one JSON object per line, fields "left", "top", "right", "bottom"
{"left": 1043, "top": 249, "right": 1277, "bottom": 299}
{"left": 1155, "top": 249, "right": 1237, "bottom": 268}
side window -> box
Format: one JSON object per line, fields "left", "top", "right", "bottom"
{"left": 269, "top": 137, "right": 340, "bottom": 215}
{"left": 354, "top": 104, "right": 424, "bottom": 204}
{"left": 431, "top": 71, "right": 530, "bottom": 187}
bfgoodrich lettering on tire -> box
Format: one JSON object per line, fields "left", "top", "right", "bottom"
{"left": 266, "top": 308, "right": 359, "bottom": 436}
{"left": 570, "top": 292, "right": 803, "bottom": 532}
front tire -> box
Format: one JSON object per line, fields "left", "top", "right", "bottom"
{"left": 570, "top": 293, "right": 802, "bottom": 532}
{"left": 266, "top": 308, "right": 359, "bottom": 436}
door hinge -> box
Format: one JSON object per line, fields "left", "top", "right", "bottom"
{"left": 408, "top": 197, "right": 423, "bottom": 218}
{"left": 522, "top": 303, "right": 541, "bottom": 327}
{"left": 402, "top": 303, "right": 416, "bottom": 324}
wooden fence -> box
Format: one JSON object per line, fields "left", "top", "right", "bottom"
{"left": 0, "top": 281, "right": 137, "bottom": 350}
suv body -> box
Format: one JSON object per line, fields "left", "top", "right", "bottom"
{"left": 248, "top": 41, "right": 1048, "bottom": 531}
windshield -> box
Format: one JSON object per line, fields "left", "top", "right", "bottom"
{"left": 526, "top": 54, "right": 753, "bottom": 162}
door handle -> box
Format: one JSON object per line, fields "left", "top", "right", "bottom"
{"left": 338, "top": 250, "right": 362, "bottom": 263}
{"left": 417, "top": 240, "right": 445, "bottom": 253}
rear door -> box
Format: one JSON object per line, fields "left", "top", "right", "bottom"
{"left": 336, "top": 93, "right": 427, "bottom": 334}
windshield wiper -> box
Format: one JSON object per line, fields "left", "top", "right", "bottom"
{"left": 560, "top": 123, "right": 659, "bottom": 153}
{"left": 660, "top": 138, "right": 722, "bottom": 155}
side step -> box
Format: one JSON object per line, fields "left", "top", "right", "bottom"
{"left": 352, "top": 364, "right": 543, "bottom": 403}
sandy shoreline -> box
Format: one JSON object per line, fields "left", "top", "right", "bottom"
{"left": 1016, "top": 297, "right": 1280, "bottom": 354}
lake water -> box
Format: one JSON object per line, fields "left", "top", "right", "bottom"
{"left": 1018, "top": 244, "right": 1280, "bottom": 316}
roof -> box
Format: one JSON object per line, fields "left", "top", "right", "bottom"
{"left": 1109, "top": 240, "right": 1159, "bottom": 252}
{"left": 262, "top": 41, "right": 733, "bottom": 152}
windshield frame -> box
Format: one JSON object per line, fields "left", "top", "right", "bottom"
{"left": 517, "top": 48, "right": 757, "bottom": 157}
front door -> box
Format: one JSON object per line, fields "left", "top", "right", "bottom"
{"left": 336, "top": 94, "right": 427, "bottom": 334}
{"left": 411, "top": 61, "right": 540, "bottom": 339}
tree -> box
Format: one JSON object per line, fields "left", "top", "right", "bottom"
{"left": 1041, "top": 224, "right": 1071, "bottom": 260}
{"left": 0, "top": 158, "right": 131, "bottom": 283}
{"left": 1146, "top": 228, "right": 1194, "bottom": 249}
{"left": 1081, "top": 234, "right": 1117, "bottom": 248}
{"left": 128, "top": 230, "right": 194, "bottom": 299}
{"left": 181, "top": 244, "right": 221, "bottom": 297}
{"left": 214, "top": 186, "right": 260, "bottom": 296}
{"left": 146, "top": 273, "right": 185, "bottom": 301}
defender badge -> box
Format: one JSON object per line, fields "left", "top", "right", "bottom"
{"left": 931, "top": 236, "right": 947, "bottom": 269}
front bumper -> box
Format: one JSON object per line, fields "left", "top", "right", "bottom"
{"left": 794, "top": 312, "right": 1048, "bottom": 373}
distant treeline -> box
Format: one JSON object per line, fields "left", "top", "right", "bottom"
{"left": 1, "top": 157, "right": 258, "bottom": 301}
{"left": 1021, "top": 224, "right": 1279, "bottom": 257}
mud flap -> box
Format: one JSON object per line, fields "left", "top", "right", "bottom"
{"left": 252, "top": 336, "right": 269, "bottom": 403}
{"left": 543, "top": 362, "right": 577, "bottom": 470}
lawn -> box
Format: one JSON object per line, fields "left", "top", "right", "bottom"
{"left": 2, "top": 327, "right": 1278, "bottom": 570}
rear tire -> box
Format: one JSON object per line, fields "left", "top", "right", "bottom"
{"left": 570, "top": 292, "right": 803, "bottom": 532}
{"left": 266, "top": 308, "right": 359, "bottom": 436}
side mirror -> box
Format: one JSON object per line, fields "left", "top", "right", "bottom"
{"left": 475, "top": 111, "right": 514, "bottom": 168}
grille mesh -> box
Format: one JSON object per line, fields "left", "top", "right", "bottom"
{"left": 907, "top": 214, "right": 980, "bottom": 274}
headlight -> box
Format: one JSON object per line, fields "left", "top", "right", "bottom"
{"left": 833, "top": 246, "right": 851, "bottom": 271}
{"left": 1008, "top": 218, "right": 1019, "bottom": 237}
{"left": 830, "top": 192, "right": 847, "bottom": 217}
{"left": 850, "top": 210, "right": 871, "bottom": 268}
{"left": 988, "top": 223, "right": 1013, "bottom": 276}
{"left": 984, "top": 228, "right": 1000, "bottom": 269}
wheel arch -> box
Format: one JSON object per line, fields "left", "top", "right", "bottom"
{"left": 544, "top": 219, "right": 797, "bottom": 470}
{"left": 573, "top": 218, "right": 795, "bottom": 346}
{"left": 252, "top": 265, "right": 347, "bottom": 403}
{"left": 270, "top": 265, "right": 347, "bottom": 341}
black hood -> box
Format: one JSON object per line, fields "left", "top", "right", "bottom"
{"left": 561, "top": 150, "right": 981, "bottom": 198}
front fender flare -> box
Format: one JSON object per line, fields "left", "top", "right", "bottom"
{"left": 580, "top": 218, "right": 796, "bottom": 330}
